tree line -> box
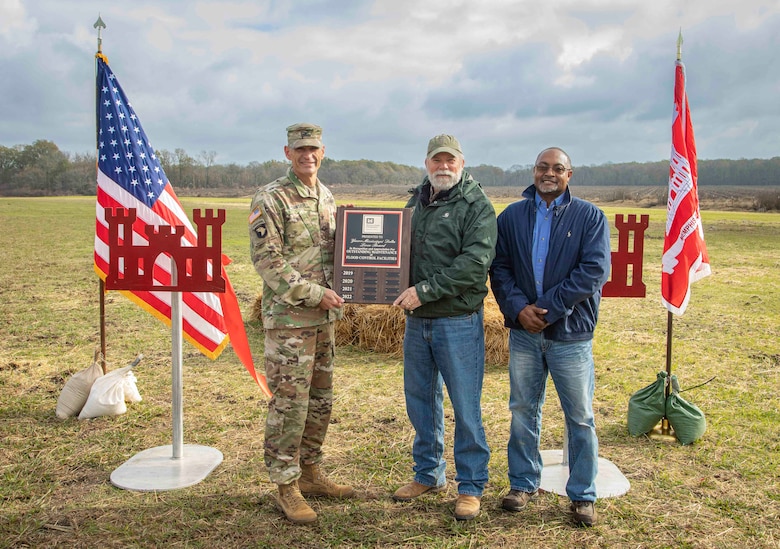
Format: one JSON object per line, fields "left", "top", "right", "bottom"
{"left": 1, "top": 140, "right": 778, "bottom": 196}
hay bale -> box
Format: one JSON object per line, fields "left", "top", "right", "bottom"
{"left": 337, "top": 297, "right": 509, "bottom": 366}
{"left": 250, "top": 293, "right": 263, "bottom": 323}
{"left": 483, "top": 292, "right": 509, "bottom": 366}
{"left": 251, "top": 292, "right": 510, "bottom": 366}
{"left": 336, "top": 304, "right": 406, "bottom": 357}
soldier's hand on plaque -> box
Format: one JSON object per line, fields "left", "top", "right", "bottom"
{"left": 393, "top": 287, "right": 420, "bottom": 311}
{"left": 319, "top": 288, "right": 346, "bottom": 311}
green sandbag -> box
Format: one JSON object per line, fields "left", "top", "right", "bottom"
{"left": 627, "top": 371, "right": 667, "bottom": 436}
{"left": 666, "top": 375, "right": 707, "bottom": 445}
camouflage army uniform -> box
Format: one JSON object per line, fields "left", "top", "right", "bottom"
{"left": 249, "top": 167, "right": 343, "bottom": 485}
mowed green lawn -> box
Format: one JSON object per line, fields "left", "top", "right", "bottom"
{"left": 0, "top": 196, "right": 778, "bottom": 548}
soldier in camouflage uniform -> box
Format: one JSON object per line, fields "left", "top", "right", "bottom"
{"left": 249, "top": 123, "right": 353, "bottom": 524}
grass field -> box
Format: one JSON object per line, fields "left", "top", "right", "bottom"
{"left": 0, "top": 195, "right": 778, "bottom": 548}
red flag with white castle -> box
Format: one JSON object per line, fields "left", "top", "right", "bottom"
{"left": 661, "top": 50, "right": 711, "bottom": 315}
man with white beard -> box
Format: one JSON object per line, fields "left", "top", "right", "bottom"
{"left": 391, "top": 134, "right": 497, "bottom": 521}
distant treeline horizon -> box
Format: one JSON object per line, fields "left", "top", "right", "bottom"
{"left": 1, "top": 139, "right": 779, "bottom": 196}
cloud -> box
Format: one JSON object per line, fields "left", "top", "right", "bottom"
{"left": 0, "top": 0, "right": 38, "bottom": 53}
{"left": 1, "top": 0, "right": 779, "bottom": 169}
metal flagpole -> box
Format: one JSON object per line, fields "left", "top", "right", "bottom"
{"left": 94, "top": 15, "right": 108, "bottom": 374}
{"left": 665, "top": 29, "right": 683, "bottom": 402}
{"left": 650, "top": 30, "right": 685, "bottom": 443}
{"left": 99, "top": 280, "right": 106, "bottom": 373}
{"left": 649, "top": 311, "right": 676, "bottom": 440}
{"left": 93, "top": 16, "right": 222, "bottom": 490}
{"left": 110, "top": 257, "right": 222, "bottom": 491}
{"left": 171, "top": 264, "right": 184, "bottom": 459}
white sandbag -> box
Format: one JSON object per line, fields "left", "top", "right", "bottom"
{"left": 78, "top": 364, "right": 135, "bottom": 419}
{"left": 55, "top": 360, "right": 104, "bottom": 419}
{"left": 123, "top": 370, "right": 142, "bottom": 403}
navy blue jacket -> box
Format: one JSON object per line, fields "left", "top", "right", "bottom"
{"left": 489, "top": 184, "right": 610, "bottom": 342}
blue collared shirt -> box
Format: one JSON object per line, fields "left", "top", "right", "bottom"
{"left": 532, "top": 193, "right": 564, "bottom": 299}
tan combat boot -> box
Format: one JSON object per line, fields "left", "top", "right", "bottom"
{"left": 299, "top": 463, "right": 355, "bottom": 498}
{"left": 275, "top": 481, "right": 317, "bottom": 524}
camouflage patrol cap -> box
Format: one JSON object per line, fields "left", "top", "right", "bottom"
{"left": 286, "top": 122, "right": 323, "bottom": 149}
{"left": 427, "top": 134, "right": 463, "bottom": 159}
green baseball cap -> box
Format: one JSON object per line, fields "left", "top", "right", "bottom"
{"left": 286, "top": 122, "right": 323, "bottom": 149}
{"left": 427, "top": 134, "right": 463, "bottom": 159}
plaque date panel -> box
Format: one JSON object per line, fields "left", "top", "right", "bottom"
{"left": 333, "top": 206, "right": 412, "bottom": 304}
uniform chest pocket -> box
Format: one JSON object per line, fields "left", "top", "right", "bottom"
{"left": 284, "top": 204, "right": 318, "bottom": 248}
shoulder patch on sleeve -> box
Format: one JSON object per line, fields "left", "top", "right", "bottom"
{"left": 250, "top": 206, "right": 268, "bottom": 239}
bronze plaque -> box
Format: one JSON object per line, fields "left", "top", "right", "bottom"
{"left": 333, "top": 206, "right": 412, "bottom": 304}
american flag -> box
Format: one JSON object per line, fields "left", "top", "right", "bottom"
{"left": 93, "top": 54, "right": 270, "bottom": 396}
{"left": 661, "top": 56, "right": 711, "bottom": 315}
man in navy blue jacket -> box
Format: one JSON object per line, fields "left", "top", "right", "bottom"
{"left": 489, "top": 147, "right": 610, "bottom": 527}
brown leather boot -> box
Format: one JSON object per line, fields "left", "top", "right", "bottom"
{"left": 275, "top": 481, "right": 317, "bottom": 524}
{"left": 392, "top": 480, "right": 444, "bottom": 501}
{"left": 454, "top": 495, "right": 481, "bottom": 520}
{"left": 299, "top": 463, "right": 355, "bottom": 498}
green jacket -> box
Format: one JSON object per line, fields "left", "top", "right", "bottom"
{"left": 405, "top": 171, "right": 497, "bottom": 318}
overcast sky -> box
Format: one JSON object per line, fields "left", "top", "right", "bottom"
{"left": 1, "top": 0, "right": 778, "bottom": 170}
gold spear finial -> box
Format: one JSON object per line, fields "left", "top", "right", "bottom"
{"left": 94, "top": 15, "right": 106, "bottom": 54}
{"left": 677, "top": 28, "right": 683, "bottom": 61}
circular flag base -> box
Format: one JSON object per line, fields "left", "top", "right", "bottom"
{"left": 648, "top": 421, "right": 678, "bottom": 443}
{"left": 539, "top": 449, "right": 630, "bottom": 498}
{"left": 110, "top": 444, "right": 223, "bottom": 492}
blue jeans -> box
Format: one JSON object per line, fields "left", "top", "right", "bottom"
{"left": 507, "top": 329, "right": 598, "bottom": 502}
{"left": 402, "top": 309, "right": 490, "bottom": 496}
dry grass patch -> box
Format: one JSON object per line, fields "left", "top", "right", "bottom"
{"left": 252, "top": 290, "right": 511, "bottom": 365}
{"left": 1, "top": 197, "right": 779, "bottom": 548}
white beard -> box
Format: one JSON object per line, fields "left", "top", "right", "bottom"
{"left": 428, "top": 167, "right": 462, "bottom": 194}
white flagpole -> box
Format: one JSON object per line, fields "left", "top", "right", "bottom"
{"left": 171, "top": 264, "right": 184, "bottom": 459}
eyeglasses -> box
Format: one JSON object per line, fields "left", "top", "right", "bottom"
{"left": 534, "top": 164, "right": 571, "bottom": 175}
